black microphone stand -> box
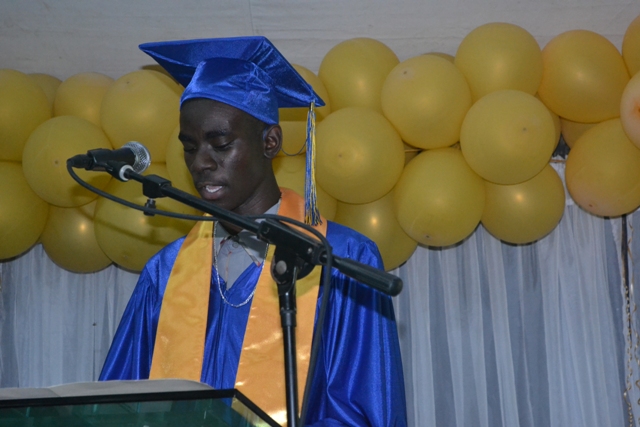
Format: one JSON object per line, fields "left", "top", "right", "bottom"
{"left": 271, "top": 245, "right": 313, "bottom": 427}
{"left": 71, "top": 162, "right": 402, "bottom": 427}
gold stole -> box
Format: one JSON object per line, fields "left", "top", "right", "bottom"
{"left": 149, "top": 188, "right": 327, "bottom": 426}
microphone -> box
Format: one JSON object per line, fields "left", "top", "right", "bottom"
{"left": 68, "top": 141, "right": 151, "bottom": 181}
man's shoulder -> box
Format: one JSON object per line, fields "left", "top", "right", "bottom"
{"left": 141, "top": 236, "right": 188, "bottom": 277}
{"left": 326, "top": 220, "right": 371, "bottom": 243}
{"left": 326, "top": 220, "right": 382, "bottom": 268}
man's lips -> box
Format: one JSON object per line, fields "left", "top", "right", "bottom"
{"left": 197, "top": 183, "right": 225, "bottom": 199}
{"left": 203, "top": 185, "right": 222, "bottom": 193}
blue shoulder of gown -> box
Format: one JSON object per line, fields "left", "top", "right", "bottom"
{"left": 99, "top": 221, "right": 407, "bottom": 427}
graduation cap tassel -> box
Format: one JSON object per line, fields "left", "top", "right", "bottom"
{"left": 304, "top": 102, "right": 321, "bottom": 226}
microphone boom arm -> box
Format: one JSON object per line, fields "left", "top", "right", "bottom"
{"left": 129, "top": 171, "right": 403, "bottom": 296}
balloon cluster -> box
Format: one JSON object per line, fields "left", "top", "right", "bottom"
{"left": 2, "top": 15, "right": 640, "bottom": 273}
{"left": 310, "top": 17, "right": 640, "bottom": 266}
{"left": 0, "top": 69, "right": 198, "bottom": 272}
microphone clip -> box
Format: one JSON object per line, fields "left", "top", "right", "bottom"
{"left": 143, "top": 198, "right": 157, "bottom": 216}
{"left": 105, "top": 161, "right": 134, "bottom": 182}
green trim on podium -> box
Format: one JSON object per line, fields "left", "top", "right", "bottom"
{"left": 0, "top": 381, "right": 280, "bottom": 427}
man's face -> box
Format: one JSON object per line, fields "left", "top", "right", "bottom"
{"left": 178, "top": 98, "right": 277, "bottom": 215}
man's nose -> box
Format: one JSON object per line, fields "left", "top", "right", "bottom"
{"left": 190, "top": 146, "right": 219, "bottom": 172}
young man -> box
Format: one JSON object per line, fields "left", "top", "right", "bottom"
{"left": 99, "top": 36, "right": 407, "bottom": 427}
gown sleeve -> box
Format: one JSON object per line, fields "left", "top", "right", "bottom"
{"left": 98, "top": 239, "right": 183, "bottom": 381}
{"left": 304, "top": 222, "right": 408, "bottom": 427}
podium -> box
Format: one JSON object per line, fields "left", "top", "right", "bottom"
{"left": 0, "top": 379, "right": 280, "bottom": 427}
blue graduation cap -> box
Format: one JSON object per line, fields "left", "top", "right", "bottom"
{"left": 138, "top": 36, "right": 325, "bottom": 125}
{"left": 139, "top": 36, "right": 324, "bottom": 225}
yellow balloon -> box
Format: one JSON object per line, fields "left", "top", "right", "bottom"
{"left": 623, "top": 14, "right": 640, "bottom": 76}
{"left": 22, "top": 116, "right": 113, "bottom": 207}
{"left": 620, "top": 71, "right": 640, "bottom": 148}
{"left": 566, "top": 118, "right": 640, "bottom": 216}
{"left": 538, "top": 30, "right": 630, "bottom": 123}
{"left": 165, "top": 125, "right": 199, "bottom": 197}
{"left": 0, "top": 162, "right": 49, "bottom": 259}
{"left": 381, "top": 55, "right": 472, "bottom": 149}
{"left": 536, "top": 93, "right": 561, "bottom": 146}
{"left": 318, "top": 38, "right": 399, "bottom": 112}
{"left": 278, "top": 120, "right": 307, "bottom": 156}
{"left": 279, "top": 64, "right": 331, "bottom": 122}
{"left": 101, "top": 70, "right": 182, "bottom": 162}
{"left": 482, "top": 165, "right": 565, "bottom": 244}
{"left": 334, "top": 191, "right": 417, "bottom": 271}
{"left": 316, "top": 107, "right": 405, "bottom": 204}
{"left": 0, "top": 69, "right": 51, "bottom": 161}
{"left": 425, "top": 52, "right": 455, "bottom": 63}
{"left": 394, "top": 148, "right": 485, "bottom": 247}
{"left": 54, "top": 72, "right": 114, "bottom": 127}
{"left": 142, "top": 64, "right": 174, "bottom": 79}
{"left": 41, "top": 201, "right": 112, "bottom": 273}
{"left": 28, "top": 73, "right": 61, "bottom": 108}
{"left": 94, "top": 164, "right": 199, "bottom": 272}
{"left": 460, "top": 90, "right": 557, "bottom": 184}
{"left": 272, "top": 154, "right": 337, "bottom": 220}
{"left": 560, "top": 118, "right": 597, "bottom": 149}
{"left": 549, "top": 108, "right": 561, "bottom": 148}
{"left": 455, "top": 22, "right": 543, "bottom": 102}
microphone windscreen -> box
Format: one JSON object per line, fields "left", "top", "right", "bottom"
{"left": 123, "top": 141, "right": 151, "bottom": 173}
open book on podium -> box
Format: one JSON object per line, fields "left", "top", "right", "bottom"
{"left": 0, "top": 379, "right": 280, "bottom": 426}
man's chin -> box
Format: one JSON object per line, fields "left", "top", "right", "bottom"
{"left": 197, "top": 193, "right": 239, "bottom": 215}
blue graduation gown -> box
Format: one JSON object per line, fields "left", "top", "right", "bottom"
{"left": 100, "top": 221, "right": 407, "bottom": 427}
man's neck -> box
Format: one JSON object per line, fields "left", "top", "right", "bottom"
{"left": 220, "top": 186, "right": 281, "bottom": 235}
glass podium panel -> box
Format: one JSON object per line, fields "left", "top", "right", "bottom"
{"left": 0, "top": 387, "right": 280, "bottom": 427}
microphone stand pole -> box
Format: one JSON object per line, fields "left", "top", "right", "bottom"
{"left": 271, "top": 246, "right": 310, "bottom": 427}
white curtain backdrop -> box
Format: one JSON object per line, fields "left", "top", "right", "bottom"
{"left": 0, "top": 249, "right": 138, "bottom": 388}
{"left": 393, "top": 205, "right": 629, "bottom": 427}
{"left": 1, "top": 177, "right": 637, "bottom": 426}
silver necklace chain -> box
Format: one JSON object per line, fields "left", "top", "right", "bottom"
{"left": 213, "top": 222, "right": 269, "bottom": 308}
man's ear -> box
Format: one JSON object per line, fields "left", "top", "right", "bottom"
{"left": 263, "top": 124, "right": 282, "bottom": 159}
